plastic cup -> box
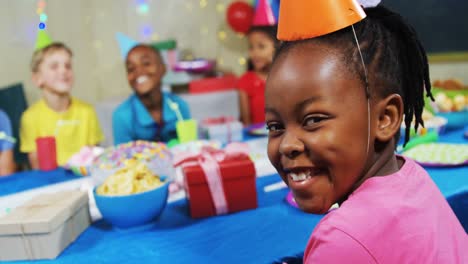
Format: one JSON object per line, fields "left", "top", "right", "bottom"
{"left": 176, "top": 119, "right": 198, "bottom": 143}
{"left": 36, "top": 136, "right": 58, "bottom": 171}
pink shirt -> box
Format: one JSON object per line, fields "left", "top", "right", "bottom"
{"left": 304, "top": 157, "right": 467, "bottom": 264}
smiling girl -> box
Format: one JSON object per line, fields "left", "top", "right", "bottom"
{"left": 238, "top": 25, "right": 279, "bottom": 126}
{"left": 265, "top": 1, "right": 467, "bottom": 263}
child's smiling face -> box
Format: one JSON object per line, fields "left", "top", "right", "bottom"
{"left": 126, "top": 46, "right": 166, "bottom": 96}
{"left": 265, "top": 43, "right": 372, "bottom": 214}
{"left": 34, "top": 49, "right": 74, "bottom": 95}
{"left": 248, "top": 31, "right": 276, "bottom": 73}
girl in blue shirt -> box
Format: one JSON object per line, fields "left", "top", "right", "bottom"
{"left": 0, "top": 109, "right": 16, "bottom": 176}
{"left": 113, "top": 44, "right": 190, "bottom": 145}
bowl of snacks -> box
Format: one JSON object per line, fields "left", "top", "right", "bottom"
{"left": 90, "top": 141, "right": 174, "bottom": 187}
{"left": 429, "top": 80, "right": 468, "bottom": 130}
{"left": 93, "top": 159, "right": 170, "bottom": 229}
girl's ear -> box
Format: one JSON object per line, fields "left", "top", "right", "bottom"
{"left": 375, "top": 94, "right": 404, "bottom": 142}
{"left": 32, "top": 72, "right": 43, "bottom": 88}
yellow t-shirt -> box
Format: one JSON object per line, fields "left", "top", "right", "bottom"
{"left": 20, "top": 98, "right": 104, "bottom": 165}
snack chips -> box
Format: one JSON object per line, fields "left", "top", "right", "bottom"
{"left": 96, "top": 159, "right": 165, "bottom": 196}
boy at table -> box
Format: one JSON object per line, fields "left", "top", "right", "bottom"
{"left": 113, "top": 44, "right": 190, "bottom": 144}
{"left": 0, "top": 109, "right": 16, "bottom": 176}
{"left": 20, "top": 31, "right": 104, "bottom": 168}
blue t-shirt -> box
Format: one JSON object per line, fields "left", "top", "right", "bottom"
{"left": 112, "top": 92, "right": 191, "bottom": 145}
{"left": 0, "top": 109, "right": 14, "bottom": 151}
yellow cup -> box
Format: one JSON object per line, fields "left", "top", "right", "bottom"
{"left": 176, "top": 119, "right": 198, "bottom": 143}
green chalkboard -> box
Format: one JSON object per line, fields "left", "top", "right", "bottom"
{"left": 383, "top": 0, "right": 468, "bottom": 59}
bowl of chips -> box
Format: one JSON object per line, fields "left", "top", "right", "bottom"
{"left": 93, "top": 160, "right": 170, "bottom": 229}
{"left": 90, "top": 141, "right": 174, "bottom": 187}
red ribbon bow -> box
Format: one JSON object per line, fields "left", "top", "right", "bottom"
{"left": 174, "top": 142, "right": 250, "bottom": 215}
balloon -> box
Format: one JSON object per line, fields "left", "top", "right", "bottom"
{"left": 226, "top": 1, "right": 254, "bottom": 34}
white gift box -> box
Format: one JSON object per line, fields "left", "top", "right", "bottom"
{"left": 200, "top": 117, "right": 243, "bottom": 145}
{"left": 0, "top": 190, "right": 90, "bottom": 261}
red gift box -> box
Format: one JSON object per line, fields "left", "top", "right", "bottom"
{"left": 177, "top": 143, "right": 257, "bottom": 218}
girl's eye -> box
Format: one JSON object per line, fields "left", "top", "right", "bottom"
{"left": 303, "top": 115, "right": 328, "bottom": 127}
{"left": 266, "top": 122, "right": 284, "bottom": 132}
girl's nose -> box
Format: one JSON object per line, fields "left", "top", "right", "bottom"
{"left": 279, "top": 131, "right": 304, "bottom": 159}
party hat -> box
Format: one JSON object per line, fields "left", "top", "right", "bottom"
{"left": 253, "top": 0, "right": 276, "bottom": 26}
{"left": 277, "top": 0, "right": 366, "bottom": 41}
{"left": 151, "top": 39, "right": 177, "bottom": 51}
{"left": 35, "top": 29, "right": 53, "bottom": 51}
{"left": 116, "top": 32, "right": 138, "bottom": 59}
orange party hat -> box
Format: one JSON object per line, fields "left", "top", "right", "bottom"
{"left": 277, "top": 0, "right": 366, "bottom": 41}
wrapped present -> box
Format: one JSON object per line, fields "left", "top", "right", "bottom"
{"left": 0, "top": 191, "right": 90, "bottom": 261}
{"left": 175, "top": 142, "right": 257, "bottom": 218}
{"left": 200, "top": 116, "right": 243, "bottom": 145}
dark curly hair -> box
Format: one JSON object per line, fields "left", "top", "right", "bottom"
{"left": 274, "top": 5, "right": 433, "bottom": 146}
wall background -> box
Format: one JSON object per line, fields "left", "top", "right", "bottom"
{"left": 0, "top": 0, "right": 466, "bottom": 105}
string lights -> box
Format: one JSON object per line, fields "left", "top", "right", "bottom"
{"left": 37, "top": 0, "right": 47, "bottom": 30}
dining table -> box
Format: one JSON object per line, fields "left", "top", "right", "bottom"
{"left": 0, "top": 127, "right": 466, "bottom": 263}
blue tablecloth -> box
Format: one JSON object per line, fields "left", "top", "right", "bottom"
{"left": 0, "top": 168, "right": 80, "bottom": 197}
{"left": 1, "top": 128, "right": 466, "bottom": 263}
{"left": 3, "top": 174, "right": 320, "bottom": 264}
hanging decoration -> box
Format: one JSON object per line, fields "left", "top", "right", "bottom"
{"left": 36, "top": 0, "right": 47, "bottom": 30}
{"left": 226, "top": 1, "right": 254, "bottom": 34}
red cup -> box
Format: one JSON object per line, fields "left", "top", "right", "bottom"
{"left": 36, "top": 136, "right": 58, "bottom": 171}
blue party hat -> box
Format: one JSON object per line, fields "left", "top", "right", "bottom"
{"left": 115, "top": 32, "right": 138, "bottom": 59}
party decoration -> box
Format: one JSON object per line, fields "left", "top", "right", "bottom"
{"left": 39, "top": 13, "right": 47, "bottom": 22}
{"left": 200, "top": 0, "right": 208, "bottom": 8}
{"left": 277, "top": 0, "right": 366, "bottom": 41}
{"left": 35, "top": 29, "right": 53, "bottom": 51}
{"left": 137, "top": 3, "right": 149, "bottom": 15}
{"left": 115, "top": 32, "right": 138, "bottom": 59}
{"left": 252, "top": 0, "right": 276, "bottom": 26}
{"left": 151, "top": 39, "right": 177, "bottom": 51}
{"left": 252, "top": 0, "right": 279, "bottom": 20}
{"left": 36, "top": 0, "right": 48, "bottom": 29}
{"left": 226, "top": 1, "right": 254, "bottom": 34}
{"left": 358, "top": 0, "right": 382, "bottom": 8}
{"left": 174, "top": 59, "right": 216, "bottom": 73}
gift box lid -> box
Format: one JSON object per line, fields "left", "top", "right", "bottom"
{"left": 183, "top": 158, "right": 256, "bottom": 185}
{"left": 0, "top": 191, "right": 88, "bottom": 235}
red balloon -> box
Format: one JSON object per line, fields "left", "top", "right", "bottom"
{"left": 226, "top": 1, "right": 254, "bottom": 34}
